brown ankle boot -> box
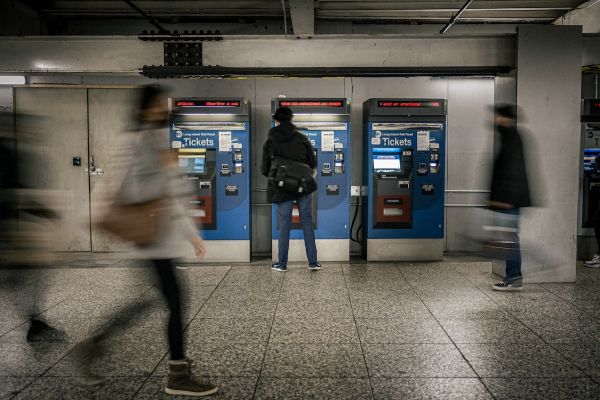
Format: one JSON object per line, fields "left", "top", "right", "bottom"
{"left": 166, "top": 359, "right": 218, "bottom": 397}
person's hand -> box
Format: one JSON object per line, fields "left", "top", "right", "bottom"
{"left": 489, "top": 201, "right": 514, "bottom": 210}
{"left": 191, "top": 235, "right": 207, "bottom": 258}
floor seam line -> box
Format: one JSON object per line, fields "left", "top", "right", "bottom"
{"left": 251, "top": 265, "right": 286, "bottom": 400}
{"left": 341, "top": 264, "right": 377, "bottom": 400}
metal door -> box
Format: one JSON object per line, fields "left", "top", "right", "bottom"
{"left": 14, "top": 88, "right": 91, "bottom": 251}
{"left": 88, "top": 88, "right": 139, "bottom": 251}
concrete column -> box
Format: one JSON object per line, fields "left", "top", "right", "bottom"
{"left": 497, "top": 25, "right": 582, "bottom": 282}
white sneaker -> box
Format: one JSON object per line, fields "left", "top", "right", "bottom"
{"left": 584, "top": 254, "right": 600, "bottom": 268}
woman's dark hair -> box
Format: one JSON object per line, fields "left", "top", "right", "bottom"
{"left": 273, "top": 107, "right": 293, "bottom": 123}
{"left": 136, "top": 85, "right": 166, "bottom": 127}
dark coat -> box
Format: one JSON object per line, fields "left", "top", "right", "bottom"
{"left": 490, "top": 124, "right": 532, "bottom": 209}
{"left": 261, "top": 121, "right": 317, "bottom": 203}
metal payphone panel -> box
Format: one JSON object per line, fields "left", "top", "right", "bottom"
{"left": 169, "top": 98, "right": 251, "bottom": 262}
{"left": 578, "top": 99, "right": 600, "bottom": 259}
{"left": 270, "top": 99, "right": 351, "bottom": 262}
{"left": 363, "top": 99, "right": 447, "bottom": 261}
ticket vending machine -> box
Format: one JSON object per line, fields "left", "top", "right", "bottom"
{"left": 271, "top": 98, "right": 351, "bottom": 262}
{"left": 169, "top": 98, "right": 250, "bottom": 262}
{"left": 578, "top": 99, "right": 600, "bottom": 258}
{"left": 363, "top": 99, "right": 447, "bottom": 261}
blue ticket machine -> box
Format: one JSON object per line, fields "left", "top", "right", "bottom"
{"left": 169, "top": 98, "right": 250, "bottom": 262}
{"left": 363, "top": 99, "right": 447, "bottom": 261}
{"left": 271, "top": 98, "right": 351, "bottom": 261}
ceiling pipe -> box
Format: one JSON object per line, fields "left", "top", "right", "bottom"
{"left": 440, "top": 0, "right": 475, "bottom": 34}
{"left": 122, "top": 0, "right": 170, "bottom": 34}
{"left": 141, "top": 65, "right": 511, "bottom": 79}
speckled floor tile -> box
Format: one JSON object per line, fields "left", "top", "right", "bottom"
{"left": 45, "top": 338, "right": 166, "bottom": 377}
{"left": 262, "top": 343, "right": 367, "bottom": 377}
{"left": 0, "top": 319, "right": 26, "bottom": 337}
{"left": 278, "top": 285, "right": 349, "bottom": 302}
{"left": 153, "top": 342, "right": 266, "bottom": 377}
{"left": 482, "top": 377, "right": 600, "bottom": 399}
{"left": 415, "top": 288, "right": 492, "bottom": 303}
{"left": 255, "top": 377, "right": 373, "bottom": 400}
{"left": 275, "top": 297, "right": 354, "bottom": 319}
{"left": 186, "top": 318, "right": 272, "bottom": 344}
{"left": 12, "top": 376, "right": 144, "bottom": 399}
{"left": 439, "top": 318, "right": 541, "bottom": 344}
{"left": 518, "top": 315, "right": 600, "bottom": 343}
{"left": 457, "top": 343, "right": 585, "bottom": 377}
{"left": 349, "top": 297, "right": 431, "bottom": 319}
{"left": 363, "top": 344, "right": 476, "bottom": 378}
{"left": 218, "top": 269, "right": 283, "bottom": 287}
{"left": 424, "top": 300, "right": 509, "bottom": 320}
{"left": 134, "top": 376, "right": 257, "bottom": 399}
{"left": 356, "top": 318, "right": 451, "bottom": 344}
{"left": 370, "top": 378, "right": 493, "bottom": 399}
{"left": 270, "top": 317, "right": 359, "bottom": 343}
{"left": 0, "top": 377, "right": 34, "bottom": 399}
{"left": 0, "top": 315, "right": 104, "bottom": 344}
{"left": 552, "top": 341, "right": 600, "bottom": 375}
{"left": 196, "top": 297, "right": 277, "bottom": 319}
{"left": 0, "top": 341, "right": 72, "bottom": 376}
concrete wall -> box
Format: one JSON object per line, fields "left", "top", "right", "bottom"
{"left": 513, "top": 25, "right": 582, "bottom": 282}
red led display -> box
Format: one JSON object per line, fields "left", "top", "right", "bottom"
{"left": 594, "top": 102, "right": 600, "bottom": 108}
{"left": 279, "top": 101, "right": 344, "bottom": 107}
{"left": 176, "top": 100, "right": 241, "bottom": 107}
{"left": 378, "top": 101, "right": 441, "bottom": 108}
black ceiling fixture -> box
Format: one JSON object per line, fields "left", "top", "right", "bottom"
{"left": 141, "top": 65, "right": 511, "bottom": 79}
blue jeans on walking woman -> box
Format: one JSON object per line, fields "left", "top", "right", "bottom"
{"left": 277, "top": 194, "right": 318, "bottom": 267}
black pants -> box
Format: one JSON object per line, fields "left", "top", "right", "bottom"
{"left": 151, "top": 258, "right": 184, "bottom": 360}
{"left": 93, "top": 258, "right": 185, "bottom": 361}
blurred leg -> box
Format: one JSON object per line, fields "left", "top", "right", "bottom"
{"left": 152, "top": 258, "right": 184, "bottom": 360}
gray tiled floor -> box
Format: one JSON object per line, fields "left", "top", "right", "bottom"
{"left": 2, "top": 255, "right": 600, "bottom": 399}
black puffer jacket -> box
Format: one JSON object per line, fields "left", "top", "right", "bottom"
{"left": 490, "top": 124, "right": 532, "bottom": 208}
{"left": 261, "top": 121, "right": 317, "bottom": 203}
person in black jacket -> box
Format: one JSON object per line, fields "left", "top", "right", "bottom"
{"left": 490, "top": 104, "right": 531, "bottom": 291}
{"left": 261, "top": 107, "right": 320, "bottom": 272}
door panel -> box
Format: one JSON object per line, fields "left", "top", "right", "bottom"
{"left": 88, "top": 88, "right": 139, "bottom": 252}
{"left": 14, "top": 88, "right": 91, "bottom": 251}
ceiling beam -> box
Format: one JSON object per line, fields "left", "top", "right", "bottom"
{"left": 289, "top": 0, "right": 315, "bottom": 36}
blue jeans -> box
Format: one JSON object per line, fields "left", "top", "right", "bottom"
{"left": 276, "top": 194, "right": 318, "bottom": 266}
{"left": 500, "top": 208, "right": 522, "bottom": 283}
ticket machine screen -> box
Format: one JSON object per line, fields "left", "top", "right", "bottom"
{"left": 180, "top": 156, "right": 206, "bottom": 174}
{"left": 373, "top": 155, "right": 401, "bottom": 171}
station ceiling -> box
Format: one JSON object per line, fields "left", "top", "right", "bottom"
{"left": 25, "top": 0, "right": 589, "bottom": 24}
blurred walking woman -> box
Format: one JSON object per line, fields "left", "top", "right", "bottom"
{"left": 75, "top": 86, "right": 217, "bottom": 397}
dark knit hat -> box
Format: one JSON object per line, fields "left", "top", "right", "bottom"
{"left": 273, "top": 107, "right": 293, "bottom": 123}
{"left": 494, "top": 103, "right": 517, "bottom": 119}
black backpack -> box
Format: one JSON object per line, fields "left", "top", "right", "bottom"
{"left": 268, "top": 138, "right": 317, "bottom": 195}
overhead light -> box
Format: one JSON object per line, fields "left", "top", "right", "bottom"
{"left": 0, "top": 76, "right": 26, "bottom": 85}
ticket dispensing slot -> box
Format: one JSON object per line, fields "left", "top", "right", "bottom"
{"left": 178, "top": 148, "right": 217, "bottom": 229}
{"left": 372, "top": 148, "right": 412, "bottom": 229}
